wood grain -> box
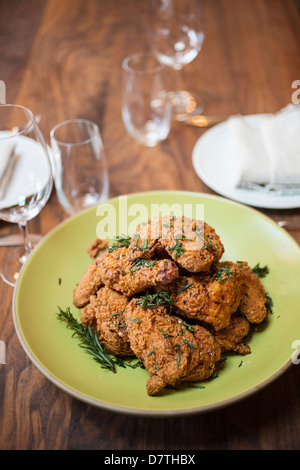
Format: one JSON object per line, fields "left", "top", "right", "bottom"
{"left": 0, "top": 0, "right": 300, "bottom": 451}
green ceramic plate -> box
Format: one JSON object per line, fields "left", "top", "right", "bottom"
{"left": 12, "top": 191, "right": 300, "bottom": 416}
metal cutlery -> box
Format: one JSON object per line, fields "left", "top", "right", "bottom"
{"left": 0, "top": 233, "right": 42, "bottom": 246}
{"left": 0, "top": 150, "right": 19, "bottom": 199}
{"left": 175, "top": 114, "right": 227, "bottom": 127}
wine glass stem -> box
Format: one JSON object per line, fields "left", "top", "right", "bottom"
{"left": 18, "top": 222, "right": 32, "bottom": 258}
{"left": 173, "top": 66, "right": 184, "bottom": 92}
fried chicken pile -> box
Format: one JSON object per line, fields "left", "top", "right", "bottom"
{"left": 73, "top": 215, "right": 270, "bottom": 396}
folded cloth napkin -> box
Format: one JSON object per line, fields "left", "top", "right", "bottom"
{"left": 227, "top": 105, "right": 300, "bottom": 193}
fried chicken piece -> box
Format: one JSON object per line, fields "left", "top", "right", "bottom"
{"left": 128, "top": 216, "right": 224, "bottom": 273}
{"left": 73, "top": 245, "right": 178, "bottom": 307}
{"left": 80, "top": 296, "right": 98, "bottom": 330}
{"left": 201, "top": 262, "right": 243, "bottom": 329}
{"left": 167, "top": 275, "right": 207, "bottom": 316}
{"left": 239, "top": 263, "right": 268, "bottom": 324}
{"left": 81, "top": 286, "right": 133, "bottom": 356}
{"left": 98, "top": 246, "right": 179, "bottom": 297}
{"left": 211, "top": 315, "right": 251, "bottom": 355}
{"left": 87, "top": 238, "right": 109, "bottom": 259}
{"left": 160, "top": 220, "right": 224, "bottom": 273}
{"left": 128, "top": 218, "right": 162, "bottom": 260}
{"left": 167, "top": 261, "right": 243, "bottom": 330}
{"left": 73, "top": 254, "right": 106, "bottom": 308}
{"left": 124, "top": 299, "right": 221, "bottom": 396}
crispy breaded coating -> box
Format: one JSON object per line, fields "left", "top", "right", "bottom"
{"left": 81, "top": 286, "right": 133, "bottom": 356}
{"left": 202, "top": 262, "right": 243, "bottom": 329}
{"left": 80, "top": 296, "right": 98, "bottom": 330}
{"left": 128, "top": 216, "right": 224, "bottom": 273}
{"left": 128, "top": 218, "right": 162, "bottom": 260}
{"left": 211, "top": 315, "right": 251, "bottom": 355}
{"left": 167, "top": 262, "right": 242, "bottom": 330}
{"left": 124, "top": 299, "right": 221, "bottom": 396}
{"left": 87, "top": 238, "right": 109, "bottom": 259}
{"left": 160, "top": 220, "right": 224, "bottom": 273}
{"left": 73, "top": 254, "right": 105, "bottom": 308}
{"left": 98, "top": 246, "right": 179, "bottom": 297}
{"left": 73, "top": 217, "right": 272, "bottom": 398}
{"left": 169, "top": 275, "right": 207, "bottom": 316}
{"left": 239, "top": 263, "right": 268, "bottom": 324}
{"left": 73, "top": 246, "right": 179, "bottom": 306}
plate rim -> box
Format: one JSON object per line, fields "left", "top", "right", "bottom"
{"left": 192, "top": 115, "right": 300, "bottom": 210}
{"left": 12, "top": 190, "right": 300, "bottom": 417}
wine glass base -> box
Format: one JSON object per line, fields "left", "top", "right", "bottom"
{"left": 168, "top": 91, "right": 205, "bottom": 119}
{"left": 1, "top": 245, "right": 29, "bottom": 287}
{"left": 0, "top": 234, "right": 42, "bottom": 287}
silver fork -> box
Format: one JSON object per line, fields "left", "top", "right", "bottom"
{"left": 0, "top": 233, "right": 42, "bottom": 246}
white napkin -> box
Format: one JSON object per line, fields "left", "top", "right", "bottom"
{"left": 227, "top": 105, "right": 300, "bottom": 192}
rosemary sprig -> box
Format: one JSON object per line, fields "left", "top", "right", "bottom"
{"left": 56, "top": 307, "right": 147, "bottom": 372}
{"left": 204, "top": 236, "right": 213, "bottom": 249}
{"left": 178, "top": 318, "right": 194, "bottom": 332}
{"left": 56, "top": 307, "right": 117, "bottom": 373}
{"left": 188, "top": 384, "right": 205, "bottom": 389}
{"left": 134, "top": 290, "right": 173, "bottom": 312}
{"left": 176, "top": 344, "right": 180, "bottom": 368}
{"left": 121, "top": 358, "right": 145, "bottom": 369}
{"left": 178, "top": 281, "right": 194, "bottom": 293}
{"left": 158, "top": 328, "right": 174, "bottom": 338}
{"left": 146, "top": 350, "right": 155, "bottom": 357}
{"left": 140, "top": 237, "right": 149, "bottom": 251}
{"left": 129, "top": 258, "right": 156, "bottom": 273}
{"left": 108, "top": 234, "right": 131, "bottom": 252}
{"left": 265, "top": 293, "right": 274, "bottom": 315}
{"left": 129, "top": 316, "right": 142, "bottom": 323}
{"left": 252, "top": 263, "right": 270, "bottom": 278}
{"left": 193, "top": 222, "right": 204, "bottom": 241}
{"left": 215, "top": 265, "right": 234, "bottom": 283}
{"left": 182, "top": 337, "right": 196, "bottom": 350}
{"left": 168, "top": 241, "right": 185, "bottom": 259}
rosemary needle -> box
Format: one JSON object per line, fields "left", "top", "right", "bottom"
{"left": 56, "top": 307, "right": 117, "bottom": 373}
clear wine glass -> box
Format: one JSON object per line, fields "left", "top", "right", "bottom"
{"left": 122, "top": 52, "right": 171, "bottom": 147}
{"left": 0, "top": 104, "right": 53, "bottom": 286}
{"left": 148, "top": 0, "right": 205, "bottom": 119}
{"left": 50, "top": 118, "right": 109, "bottom": 215}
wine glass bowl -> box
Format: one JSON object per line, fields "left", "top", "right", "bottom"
{"left": 50, "top": 118, "right": 109, "bottom": 215}
{"left": 122, "top": 52, "right": 171, "bottom": 147}
{"left": 148, "top": 0, "right": 205, "bottom": 117}
{"left": 0, "top": 104, "right": 53, "bottom": 286}
{"left": 149, "top": 11, "right": 204, "bottom": 70}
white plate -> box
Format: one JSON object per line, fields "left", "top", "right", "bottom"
{"left": 192, "top": 114, "right": 300, "bottom": 209}
{"left": 0, "top": 133, "right": 52, "bottom": 210}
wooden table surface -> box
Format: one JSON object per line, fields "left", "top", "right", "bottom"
{"left": 0, "top": 0, "right": 300, "bottom": 451}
